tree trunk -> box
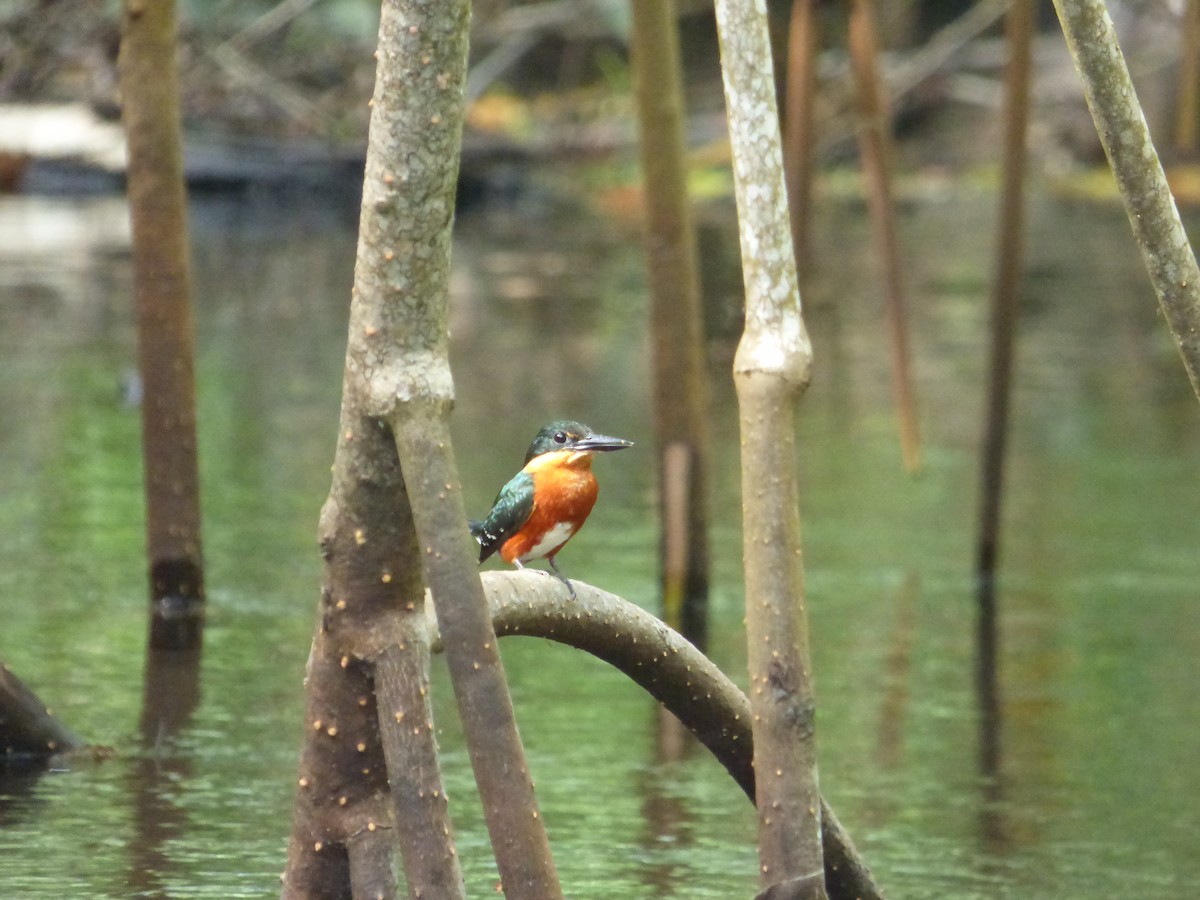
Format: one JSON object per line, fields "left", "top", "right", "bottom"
{"left": 977, "top": 0, "right": 1034, "bottom": 583}
{"left": 630, "top": 0, "right": 712, "bottom": 651}
{"left": 1174, "top": 0, "right": 1200, "bottom": 155}
{"left": 847, "top": 0, "right": 922, "bottom": 474}
{"left": 348, "top": 0, "right": 563, "bottom": 895}
{"left": 783, "top": 0, "right": 819, "bottom": 274}
{"left": 281, "top": 402, "right": 463, "bottom": 900}
{"left": 713, "top": 0, "right": 827, "bottom": 897}
{"left": 282, "top": 2, "right": 481, "bottom": 896}
{"left": 1053, "top": 0, "right": 1200, "bottom": 404}
{"left": 117, "top": 0, "right": 206, "bottom": 653}
{"left": 426, "top": 572, "right": 884, "bottom": 900}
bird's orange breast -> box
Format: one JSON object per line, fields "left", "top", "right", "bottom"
{"left": 500, "top": 450, "right": 600, "bottom": 563}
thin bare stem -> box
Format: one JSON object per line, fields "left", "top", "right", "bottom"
{"left": 977, "top": 0, "right": 1034, "bottom": 582}
{"left": 1053, "top": 0, "right": 1200, "bottom": 403}
{"left": 630, "top": 0, "right": 712, "bottom": 649}
{"left": 783, "top": 0, "right": 819, "bottom": 272}
{"left": 847, "top": 0, "right": 922, "bottom": 474}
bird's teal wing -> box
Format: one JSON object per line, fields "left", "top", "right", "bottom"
{"left": 470, "top": 470, "right": 535, "bottom": 562}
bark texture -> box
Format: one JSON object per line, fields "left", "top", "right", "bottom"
{"left": 713, "top": 0, "right": 825, "bottom": 896}
{"left": 1053, "top": 0, "right": 1200, "bottom": 403}
{"left": 117, "top": 0, "right": 206, "bottom": 652}
{"left": 282, "top": 404, "right": 460, "bottom": 900}
{"left": 424, "top": 572, "right": 884, "bottom": 900}
{"left": 282, "top": 2, "right": 477, "bottom": 896}
{"left": 783, "top": 0, "right": 819, "bottom": 272}
{"left": 847, "top": 0, "right": 921, "bottom": 473}
{"left": 351, "top": 0, "right": 562, "bottom": 895}
{"left": 977, "top": 0, "right": 1034, "bottom": 581}
{"left": 630, "top": 0, "right": 712, "bottom": 650}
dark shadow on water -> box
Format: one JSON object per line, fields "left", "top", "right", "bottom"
{"left": 873, "top": 572, "right": 919, "bottom": 772}
{"left": 124, "top": 648, "right": 202, "bottom": 899}
{"left": 975, "top": 577, "right": 1010, "bottom": 856}
{"left": 0, "top": 763, "right": 45, "bottom": 829}
{"left": 636, "top": 760, "right": 697, "bottom": 897}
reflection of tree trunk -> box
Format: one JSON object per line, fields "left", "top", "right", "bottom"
{"left": 975, "top": 578, "right": 1003, "bottom": 804}
{"left": 630, "top": 0, "right": 711, "bottom": 652}
{"left": 125, "top": 648, "right": 201, "bottom": 898}
{"left": 637, "top": 765, "right": 694, "bottom": 897}
{"left": 874, "top": 573, "right": 918, "bottom": 772}
{"left": 117, "top": 0, "right": 206, "bottom": 652}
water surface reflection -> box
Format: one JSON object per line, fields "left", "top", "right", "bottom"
{"left": 0, "top": 182, "right": 1197, "bottom": 898}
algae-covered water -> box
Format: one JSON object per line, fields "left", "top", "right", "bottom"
{"left": 0, "top": 181, "right": 1197, "bottom": 897}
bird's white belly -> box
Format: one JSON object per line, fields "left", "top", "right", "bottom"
{"left": 519, "top": 521, "right": 576, "bottom": 561}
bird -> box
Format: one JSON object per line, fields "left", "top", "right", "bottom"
{"left": 470, "top": 420, "right": 633, "bottom": 599}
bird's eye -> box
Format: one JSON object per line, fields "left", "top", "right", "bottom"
{"left": 553, "top": 431, "right": 568, "bottom": 444}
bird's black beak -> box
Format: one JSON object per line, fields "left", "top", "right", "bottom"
{"left": 572, "top": 433, "right": 634, "bottom": 453}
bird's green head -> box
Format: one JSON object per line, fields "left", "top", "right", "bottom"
{"left": 524, "top": 420, "right": 634, "bottom": 464}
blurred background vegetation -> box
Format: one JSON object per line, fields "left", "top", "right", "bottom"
{"left": 4, "top": 0, "right": 1185, "bottom": 177}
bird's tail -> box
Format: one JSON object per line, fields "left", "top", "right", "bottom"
{"left": 468, "top": 519, "right": 502, "bottom": 563}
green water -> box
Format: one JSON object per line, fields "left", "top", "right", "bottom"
{"left": 0, "top": 182, "right": 1197, "bottom": 898}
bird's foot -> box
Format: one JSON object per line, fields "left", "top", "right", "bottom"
{"left": 547, "top": 556, "right": 577, "bottom": 601}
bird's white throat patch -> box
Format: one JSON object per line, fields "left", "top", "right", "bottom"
{"left": 519, "top": 521, "right": 576, "bottom": 562}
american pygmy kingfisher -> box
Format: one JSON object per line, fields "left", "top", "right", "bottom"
{"left": 470, "top": 420, "right": 633, "bottom": 598}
